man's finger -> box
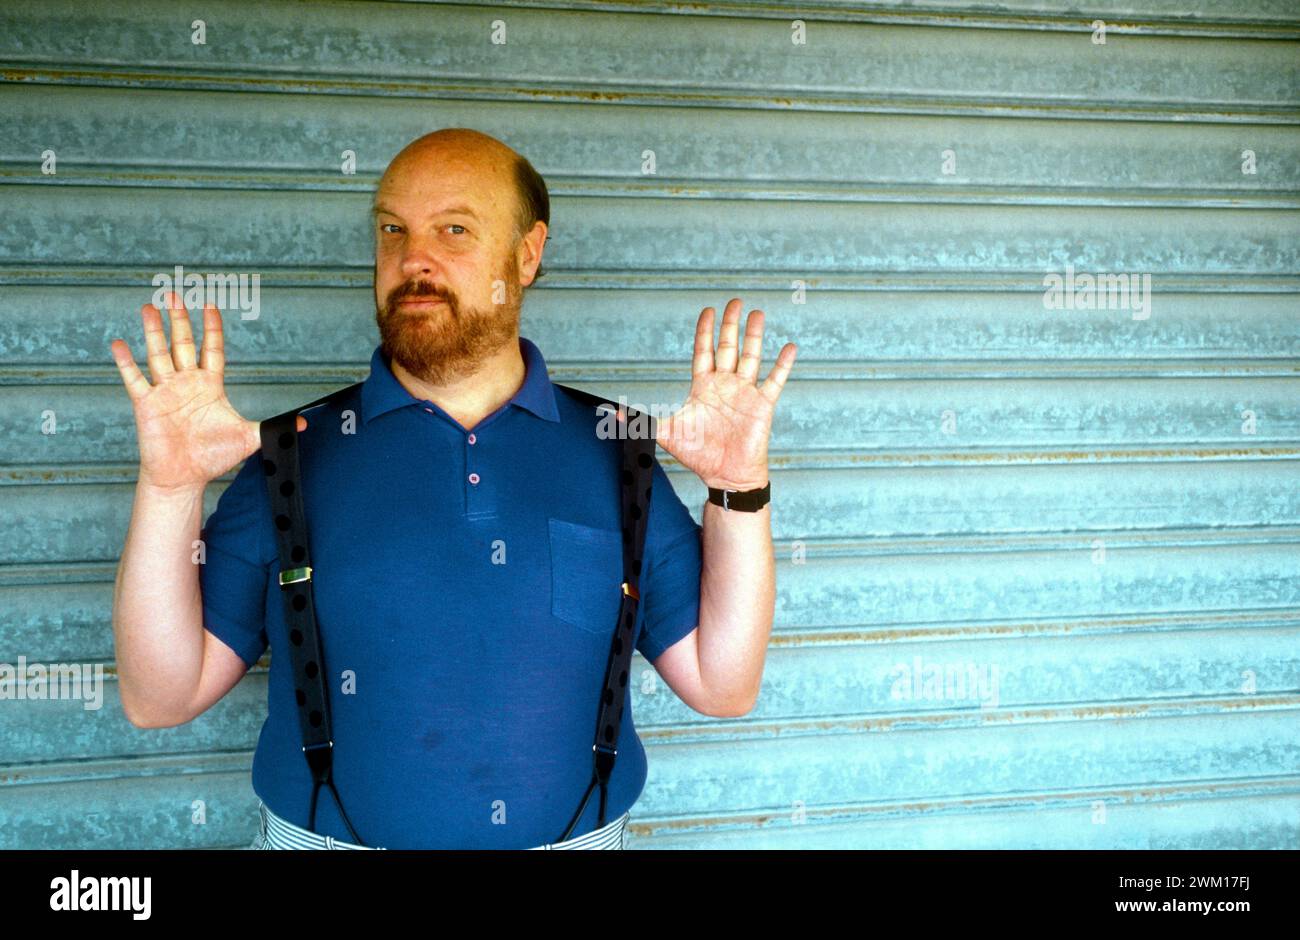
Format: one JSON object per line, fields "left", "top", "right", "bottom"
{"left": 109, "top": 338, "right": 152, "bottom": 402}
{"left": 166, "top": 292, "right": 198, "bottom": 370}
{"left": 199, "top": 304, "right": 225, "bottom": 373}
{"left": 140, "top": 303, "right": 175, "bottom": 381}
{"left": 715, "top": 298, "right": 743, "bottom": 373}
{"left": 736, "top": 309, "right": 765, "bottom": 383}
{"left": 692, "top": 306, "right": 716, "bottom": 377}
{"left": 759, "top": 342, "right": 797, "bottom": 403}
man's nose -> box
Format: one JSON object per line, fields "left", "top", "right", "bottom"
{"left": 399, "top": 236, "right": 442, "bottom": 278}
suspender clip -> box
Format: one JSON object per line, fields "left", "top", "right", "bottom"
{"left": 593, "top": 743, "right": 618, "bottom": 783}
{"left": 302, "top": 740, "right": 333, "bottom": 782}
{"left": 279, "top": 566, "right": 313, "bottom": 587}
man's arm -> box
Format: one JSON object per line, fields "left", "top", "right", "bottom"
{"left": 651, "top": 496, "right": 774, "bottom": 717}
{"left": 112, "top": 479, "right": 249, "bottom": 727}
{"left": 649, "top": 296, "right": 795, "bottom": 718}
{"left": 109, "top": 293, "right": 284, "bottom": 728}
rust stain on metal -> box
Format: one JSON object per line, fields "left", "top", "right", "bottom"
{"left": 767, "top": 609, "right": 1286, "bottom": 647}
{"left": 640, "top": 694, "right": 1300, "bottom": 744}
{"left": 766, "top": 446, "right": 1299, "bottom": 469}
{"left": 630, "top": 777, "right": 1288, "bottom": 835}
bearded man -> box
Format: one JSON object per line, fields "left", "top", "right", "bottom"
{"left": 109, "top": 128, "right": 797, "bottom": 849}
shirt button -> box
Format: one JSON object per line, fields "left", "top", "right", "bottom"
{"left": 468, "top": 472, "right": 480, "bottom": 484}
{"left": 467, "top": 433, "right": 476, "bottom": 445}
{"left": 423, "top": 407, "right": 433, "bottom": 413}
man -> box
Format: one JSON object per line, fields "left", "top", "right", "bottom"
{"left": 109, "top": 128, "right": 797, "bottom": 849}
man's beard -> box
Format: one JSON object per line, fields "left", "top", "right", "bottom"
{"left": 375, "top": 254, "right": 522, "bottom": 386}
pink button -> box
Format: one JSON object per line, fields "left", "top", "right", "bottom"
{"left": 423, "top": 407, "right": 433, "bottom": 413}
{"left": 467, "top": 433, "right": 476, "bottom": 445}
{"left": 468, "top": 472, "right": 480, "bottom": 484}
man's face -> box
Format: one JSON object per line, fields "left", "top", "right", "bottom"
{"left": 372, "top": 148, "right": 527, "bottom": 385}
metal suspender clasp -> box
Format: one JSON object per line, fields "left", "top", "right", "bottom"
{"left": 302, "top": 740, "right": 333, "bottom": 781}
{"left": 593, "top": 742, "right": 618, "bottom": 783}
{"left": 621, "top": 580, "right": 639, "bottom": 600}
{"left": 279, "top": 566, "right": 313, "bottom": 587}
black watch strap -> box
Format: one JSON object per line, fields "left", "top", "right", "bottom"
{"left": 707, "top": 480, "right": 771, "bottom": 512}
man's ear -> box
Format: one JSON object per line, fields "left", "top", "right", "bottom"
{"left": 517, "top": 220, "right": 547, "bottom": 287}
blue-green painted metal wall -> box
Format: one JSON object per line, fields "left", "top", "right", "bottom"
{"left": 1, "top": 0, "right": 1297, "bottom": 848}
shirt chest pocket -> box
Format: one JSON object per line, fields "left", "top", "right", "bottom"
{"left": 548, "top": 517, "right": 624, "bottom": 634}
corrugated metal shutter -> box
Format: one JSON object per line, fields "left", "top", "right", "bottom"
{"left": 1, "top": 0, "right": 1297, "bottom": 848}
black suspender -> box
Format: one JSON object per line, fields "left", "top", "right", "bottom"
{"left": 259, "top": 381, "right": 365, "bottom": 844}
{"left": 257, "top": 380, "right": 655, "bottom": 847}
{"left": 550, "top": 384, "right": 656, "bottom": 843}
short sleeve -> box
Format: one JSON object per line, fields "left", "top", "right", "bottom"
{"left": 635, "top": 457, "right": 703, "bottom": 663}
{"left": 198, "top": 453, "right": 274, "bottom": 670}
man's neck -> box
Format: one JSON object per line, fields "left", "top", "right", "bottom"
{"left": 389, "top": 334, "right": 526, "bottom": 432}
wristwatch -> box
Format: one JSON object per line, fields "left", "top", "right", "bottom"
{"left": 707, "top": 480, "right": 771, "bottom": 512}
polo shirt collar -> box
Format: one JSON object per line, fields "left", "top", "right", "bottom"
{"left": 361, "top": 335, "right": 560, "bottom": 425}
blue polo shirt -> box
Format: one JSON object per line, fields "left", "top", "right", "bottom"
{"left": 198, "top": 336, "right": 703, "bottom": 849}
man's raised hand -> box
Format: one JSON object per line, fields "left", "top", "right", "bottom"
{"left": 109, "top": 292, "right": 306, "bottom": 492}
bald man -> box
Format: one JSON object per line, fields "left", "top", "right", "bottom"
{"left": 109, "top": 128, "right": 797, "bottom": 849}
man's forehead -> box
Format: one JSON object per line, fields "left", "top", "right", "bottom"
{"left": 383, "top": 138, "right": 510, "bottom": 183}
{"left": 375, "top": 152, "right": 510, "bottom": 212}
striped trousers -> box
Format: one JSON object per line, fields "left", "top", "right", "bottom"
{"left": 249, "top": 800, "right": 629, "bottom": 850}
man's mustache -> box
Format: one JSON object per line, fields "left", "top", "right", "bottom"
{"left": 386, "top": 281, "right": 453, "bottom": 309}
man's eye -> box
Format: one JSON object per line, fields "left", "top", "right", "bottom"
{"left": 378, "top": 223, "right": 465, "bottom": 235}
